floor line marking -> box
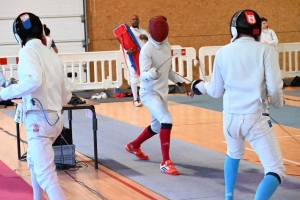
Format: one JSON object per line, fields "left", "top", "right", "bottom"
{"left": 221, "top": 141, "right": 300, "bottom": 165}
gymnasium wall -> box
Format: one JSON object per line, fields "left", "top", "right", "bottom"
{"left": 86, "top": 0, "right": 300, "bottom": 52}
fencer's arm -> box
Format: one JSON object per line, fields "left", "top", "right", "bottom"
{"left": 120, "top": 43, "right": 136, "bottom": 55}
{"left": 0, "top": 48, "right": 42, "bottom": 101}
{"left": 265, "top": 46, "right": 284, "bottom": 108}
{"left": 268, "top": 29, "right": 279, "bottom": 45}
{"left": 139, "top": 34, "right": 148, "bottom": 41}
{"left": 203, "top": 51, "right": 224, "bottom": 98}
{"left": 139, "top": 49, "right": 154, "bottom": 81}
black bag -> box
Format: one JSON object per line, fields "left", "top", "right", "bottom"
{"left": 290, "top": 76, "right": 300, "bottom": 86}
{"left": 0, "top": 100, "right": 14, "bottom": 106}
{"left": 68, "top": 93, "right": 86, "bottom": 106}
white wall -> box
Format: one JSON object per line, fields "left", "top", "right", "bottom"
{"left": 0, "top": 0, "right": 86, "bottom": 56}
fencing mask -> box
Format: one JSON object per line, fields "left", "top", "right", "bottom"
{"left": 230, "top": 10, "right": 261, "bottom": 42}
{"left": 13, "top": 12, "right": 45, "bottom": 48}
{"left": 149, "top": 16, "right": 169, "bottom": 43}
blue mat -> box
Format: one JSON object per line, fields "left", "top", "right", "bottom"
{"left": 168, "top": 95, "right": 300, "bottom": 129}
{"left": 68, "top": 110, "right": 300, "bottom": 200}
{"left": 1, "top": 108, "right": 300, "bottom": 200}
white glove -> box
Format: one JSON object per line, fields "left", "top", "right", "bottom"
{"left": 2, "top": 78, "right": 18, "bottom": 88}
{"left": 148, "top": 68, "right": 162, "bottom": 80}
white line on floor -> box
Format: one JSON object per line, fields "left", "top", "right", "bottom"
{"left": 245, "top": 147, "right": 300, "bottom": 165}
{"left": 277, "top": 135, "right": 300, "bottom": 138}
{"left": 221, "top": 141, "right": 300, "bottom": 165}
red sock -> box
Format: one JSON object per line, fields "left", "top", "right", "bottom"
{"left": 160, "top": 128, "right": 171, "bottom": 163}
{"left": 131, "top": 126, "right": 155, "bottom": 148}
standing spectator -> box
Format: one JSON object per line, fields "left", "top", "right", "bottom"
{"left": 122, "top": 14, "right": 148, "bottom": 107}
{"left": 43, "top": 24, "right": 59, "bottom": 53}
{"left": 0, "top": 12, "right": 71, "bottom": 199}
{"left": 260, "top": 17, "right": 278, "bottom": 50}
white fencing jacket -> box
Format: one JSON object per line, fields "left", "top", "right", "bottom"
{"left": 139, "top": 36, "right": 183, "bottom": 98}
{"left": 0, "top": 39, "right": 71, "bottom": 112}
{"left": 260, "top": 28, "right": 278, "bottom": 46}
{"left": 204, "top": 37, "right": 284, "bottom": 114}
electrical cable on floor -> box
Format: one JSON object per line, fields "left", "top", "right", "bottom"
{"left": 270, "top": 116, "right": 300, "bottom": 145}
{"left": 20, "top": 152, "right": 27, "bottom": 162}
{"left": 56, "top": 133, "right": 106, "bottom": 199}
{"left": 56, "top": 158, "right": 107, "bottom": 200}
{"left": 0, "top": 126, "right": 27, "bottom": 161}
{"left": 0, "top": 126, "right": 28, "bottom": 144}
{"left": 64, "top": 170, "right": 107, "bottom": 200}
{"left": 1, "top": 125, "right": 106, "bottom": 199}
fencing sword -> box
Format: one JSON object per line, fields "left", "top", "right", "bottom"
{"left": 155, "top": 53, "right": 178, "bottom": 71}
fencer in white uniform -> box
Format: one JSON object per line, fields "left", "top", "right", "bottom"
{"left": 0, "top": 13, "right": 71, "bottom": 200}
{"left": 125, "top": 16, "right": 193, "bottom": 175}
{"left": 192, "top": 10, "right": 285, "bottom": 200}
{"left": 122, "top": 15, "right": 148, "bottom": 107}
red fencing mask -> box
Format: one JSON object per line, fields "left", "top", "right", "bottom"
{"left": 149, "top": 16, "right": 169, "bottom": 43}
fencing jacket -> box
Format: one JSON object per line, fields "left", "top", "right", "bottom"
{"left": 0, "top": 39, "right": 71, "bottom": 112}
{"left": 139, "top": 36, "right": 183, "bottom": 98}
{"left": 260, "top": 28, "right": 278, "bottom": 46}
{"left": 204, "top": 37, "right": 284, "bottom": 114}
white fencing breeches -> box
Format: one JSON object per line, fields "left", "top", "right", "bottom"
{"left": 25, "top": 111, "right": 66, "bottom": 199}
{"left": 223, "top": 112, "right": 285, "bottom": 180}
{"left": 140, "top": 91, "right": 172, "bottom": 133}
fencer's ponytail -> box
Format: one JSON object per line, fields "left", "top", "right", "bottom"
{"left": 43, "top": 24, "right": 51, "bottom": 36}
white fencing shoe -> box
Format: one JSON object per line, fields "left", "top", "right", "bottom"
{"left": 91, "top": 93, "right": 101, "bottom": 99}
{"left": 101, "top": 92, "right": 107, "bottom": 99}
{"left": 133, "top": 100, "right": 142, "bottom": 107}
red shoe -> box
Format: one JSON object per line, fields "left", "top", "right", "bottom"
{"left": 125, "top": 142, "right": 149, "bottom": 160}
{"left": 160, "top": 160, "right": 180, "bottom": 175}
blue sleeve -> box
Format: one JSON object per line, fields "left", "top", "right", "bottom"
{"left": 51, "top": 40, "right": 56, "bottom": 48}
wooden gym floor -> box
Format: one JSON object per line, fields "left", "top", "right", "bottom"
{"left": 0, "top": 86, "right": 299, "bottom": 199}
